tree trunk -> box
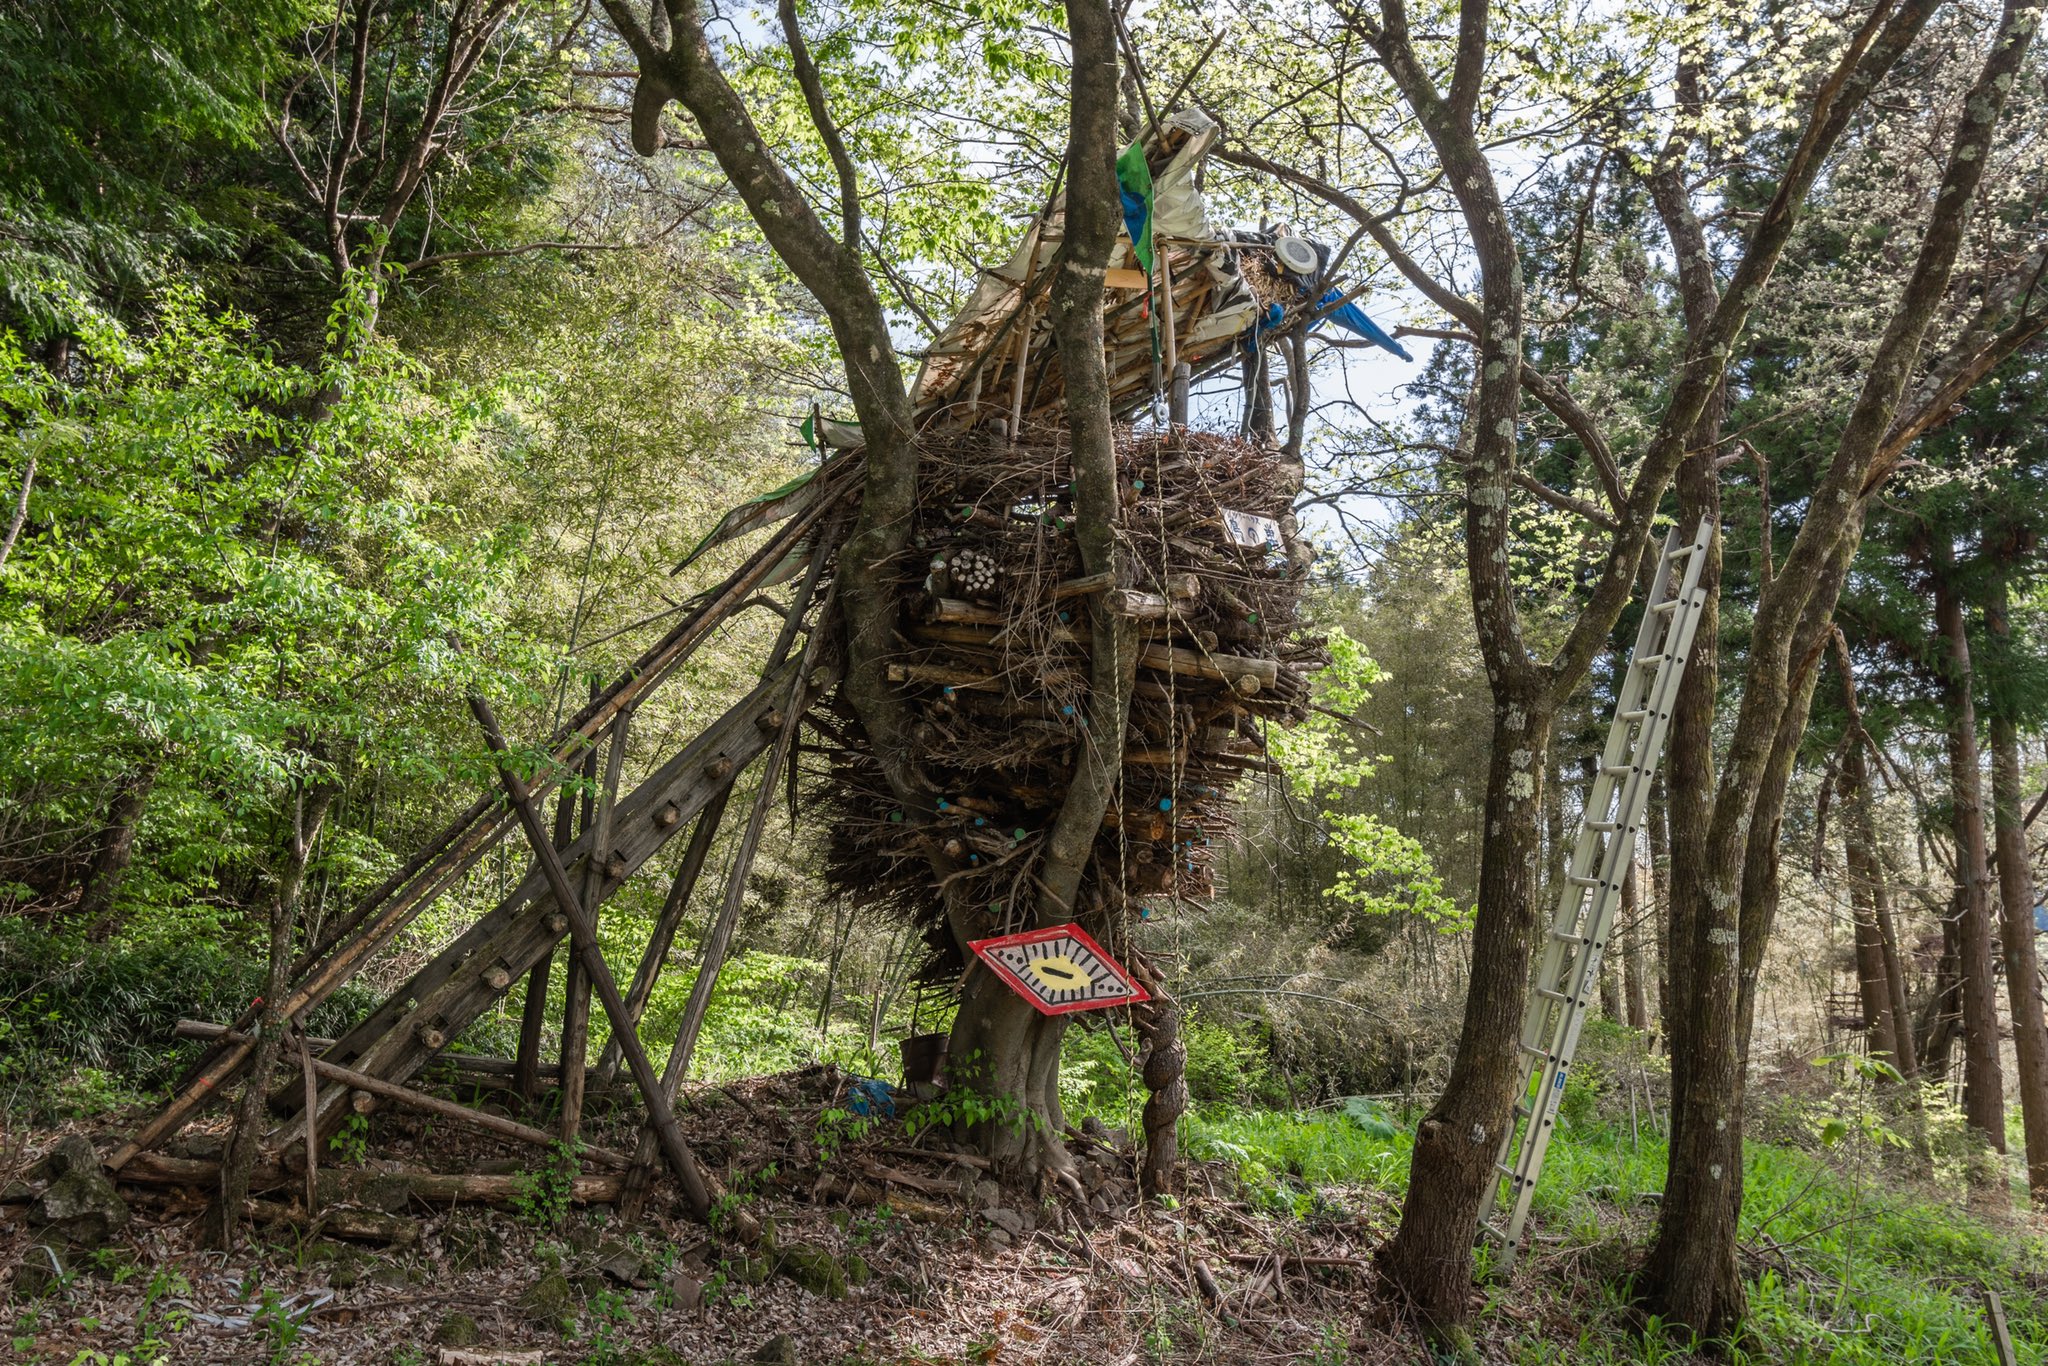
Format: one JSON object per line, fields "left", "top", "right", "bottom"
{"left": 1933, "top": 557, "right": 2009, "bottom": 1202}
{"left": 1377, "top": 693, "right": 1553, "bottom": 1335}
{"left": 1987, "top": 580, "right": 2048, "bottom": 1206}
{"left": 1920, "top": 897, "right": 1963, "bottom": 1080}
{"left": 1650, "top": 773, "right": 1671, "bottom": 1046}
{"left": 1644, "top": 0, "right": 2035, "bottom": 1320}
{"left": 211, "top": 781, "right": 336, "bottom": 1249}
{"left": 1841, "top": 743, "right": 1907, "bottom": 1076}
{"left": 941, "top": 0, "right": 1125, "bottom": 1176}
{"left": 1621, "top": 860, "right": 1651, "bottom": 1031}
{"left": 75, "top": 764, "right": 158, "bottom": 931}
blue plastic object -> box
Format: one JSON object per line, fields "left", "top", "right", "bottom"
{"left": 1313, "top": 287, "right": 1413, "bottom": 361}
{"left": 845, "top": 1077, "right": 896, "bottom": 1119}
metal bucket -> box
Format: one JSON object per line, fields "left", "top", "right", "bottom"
{"left": 898, "top": 1032, "right": 948, "bottom": 1091}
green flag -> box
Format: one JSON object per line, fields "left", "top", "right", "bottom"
{"left": 1116, "top": 141, "right": 1155, "bottom": 275}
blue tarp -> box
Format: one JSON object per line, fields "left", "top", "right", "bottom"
{"left": 1314, "top": 287, "right": 1412, "bottom": 361}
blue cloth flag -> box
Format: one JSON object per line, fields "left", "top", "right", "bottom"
{"left": 1314, "top": 287, "right": 1412, "bottom": 361}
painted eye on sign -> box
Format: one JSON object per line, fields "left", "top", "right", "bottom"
{"left": 968, "top": 923, "right": 1150, "bottom": 1016}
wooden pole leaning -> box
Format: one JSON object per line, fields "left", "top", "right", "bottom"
{"left": 108, "top": 495, "right": 840, "bottom": 1171}
{"left": 201, "top": 1026, "right": 629, "bottom": 1168}
{"left": 469, "top": 693, "right": 714, "bottom": 1222}
{"left": 596, "top": 786, "right": 733, "bottom": 1084}
{"left": 513, "top": 783, "right": 576, "bottom": 1104}
{"left": 561, "top": 703, "right": 631, "bottom": 1144}
{"left": 619, "top": 534, "right": 840, "bottom": 1218}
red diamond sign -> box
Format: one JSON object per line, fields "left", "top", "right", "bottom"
{"left": 968, "top": 923, "right": 1150, "bottom": 1016}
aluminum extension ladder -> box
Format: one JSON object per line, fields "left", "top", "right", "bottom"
{"left": 1477, "top": 517, "right": 1712, "bottom": 1275}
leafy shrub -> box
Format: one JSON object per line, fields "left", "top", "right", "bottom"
{"left": 0, "top": 920, "right": 371, "bottom": 1116}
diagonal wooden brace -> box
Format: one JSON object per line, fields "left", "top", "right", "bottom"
{"left": 469, "top": 692, "right": 713, "bottom": 1222}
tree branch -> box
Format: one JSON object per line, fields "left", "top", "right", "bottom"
{"left": 777, "top": 0, "right": 861, "bottom": 249}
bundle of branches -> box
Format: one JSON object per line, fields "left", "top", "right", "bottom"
{"left": 817, "top": 423, "right": 1324, "bottom": 980}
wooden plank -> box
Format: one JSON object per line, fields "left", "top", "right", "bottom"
{"left": 1984, "top": 1287, "right": 2017, "bottom": 1366}
{"left": 202, "top": 1025, "right": 628, "bottom": 1168}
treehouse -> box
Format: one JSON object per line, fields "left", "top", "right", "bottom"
{"left": 103, "top": 112, "right": 1387, "bottom": 1212}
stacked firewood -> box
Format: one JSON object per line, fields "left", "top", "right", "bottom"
{"left": 817, "top": 424, "right": 1323, "bottom": 976}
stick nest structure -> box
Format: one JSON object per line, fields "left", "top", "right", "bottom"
{"left": 819, "top": 423, "right": 1325, "bottom": 983}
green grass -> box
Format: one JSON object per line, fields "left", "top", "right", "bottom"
{"left": 1185, "top": 1105, "right": 2048, "bottom": 1364}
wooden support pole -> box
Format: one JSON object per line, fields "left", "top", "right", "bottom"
{"left": 596, "top": 787, "right": 733, "bottom": 1083}
{"left": 1157, "top": 249, "right": 1179, "bottom": 384}
{"left": 620, "top": 586, "right": 834, "bottom": 1219}
{"left": 515, "top": 783, "right": 577, "bottom": 1104}
{"left": 117, "top": 1152, "right": 624, "bottom": 1208}
{"left": 1169, "top": 361, "right": 1191, "bottom": 429}
{"left": 296, "top": 1030, "right": 319, "bottom": 1217}
{"left": 469, "top": 693, "right": 713, "bottom": 1221}
{"left": 200, "top": 1026, "right": 628, "bottom": 1168}
{"left": 561, "top": 702, "right": 630, "bottom": 1146}
{"left": 108, "top": 498, "right": 841, "bottom": 1172}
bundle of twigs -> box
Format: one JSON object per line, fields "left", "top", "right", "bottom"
{"left": 815, "top": 424, "right": 1324, "bottom": 981}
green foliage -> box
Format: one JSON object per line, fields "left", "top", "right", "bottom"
{"left": 1187, "top": 1103, "right": 2048, "bottom": 1365}
{"left": 0, "top": 286, "right": 542, "bottom": 932}
{"left": 1268, "top": 627, "right": 1469, "bottom": 930}
{"left": 0, "top": 0, "right": 313, "bottom": 333}
{"left": 0, "top": 919, "right": 369, "bottom": 1116}
{"left": 511, "top": 1140, "right": 585, "bottom": 1230}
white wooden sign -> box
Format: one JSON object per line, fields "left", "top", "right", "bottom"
{"left": 1221, "top": 508, "right": 1283, "bottom": 551}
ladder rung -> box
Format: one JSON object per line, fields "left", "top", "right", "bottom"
{"left": 1494, "top": 1162, "right": 1523, "bottom": 1181}
{"left": 1602, "top": 763, "right": 1636, "bottom": 777}
{"left": 1667, "top": 543, "right": 1697, "bottom": 560}
{"left": 1634, "top": 653, "right": 1669, "bottom": 668}
{"left": 1514, "top": 1101, "right": 1533, "bottom": 1119}
{"left": 1535, "top": 987, "right": 1571, "bottom": 1004}
{"left": 1519, "top": 1041, "right": 1550, "bottom": 1059}
{"left": 1568, "top": 874, "right": 1601, "bottom": 888}
{"left": 1620, "top": 709, "right": 1647, "bottom": 722}
{"left": 1587, "top": 819, "right": 1618, "bottom": 832}
{"left": 1652, "top": 597, "right": 1681, "bottom": 614}
{"left": 1550, "top": 928, "right": 1588, "bottom": 943}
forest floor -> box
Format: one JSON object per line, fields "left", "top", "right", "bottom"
{"left": 4, "top": 1065, "right": 2047, "bottom": 1366}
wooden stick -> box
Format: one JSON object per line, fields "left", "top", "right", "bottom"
{"left": 515, "top": 783, "right": 577, "bottom": 1103}
{"left": 620, "top": 597, "right": 832, "bottom": 1219}
{"left": 596, "top": 788, "right": 732, "bottom": 1083}
{"left": 470, "top": 693, "right": 712, "bottom": 1220}
{"left": 110, "top": 497, "right": 841, "bottom": 1171}
{"left": 118, "top": 1152, "right": 623, "bottom": 1207}
{"left": 297, "top": 1029, "right": 319, "bottom": 1217}
{"left": 562, "top": 706, "right": 631, "bottom": 1145}
{"left": 195, "top": 1026, "right": 629, "bottom": 1168}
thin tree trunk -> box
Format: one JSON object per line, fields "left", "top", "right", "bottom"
{"left": 945, "top": 0, "right": 1124, "bottom": 1176}
{"left": 1934, "top": 555, "right": 2009, "bottom": 1201}
{"left": 1650, "top": 773, "right": 1671, "bottom": 1046}
{"left": 75, "top": 764, "right": 158, "bottom": 931}
{"left": 1622, "top": 859, "right": 1650, "bottom": 1031}
{"left": 211, "top": 782, "right": 336, "bottom": 1249}
{"left": 1987, "top": 579, "right": 2048, "bottom": 1206}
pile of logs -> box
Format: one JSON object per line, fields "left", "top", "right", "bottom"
{"left": 819, "top": 424, "right": 1323, "bottom": 974}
